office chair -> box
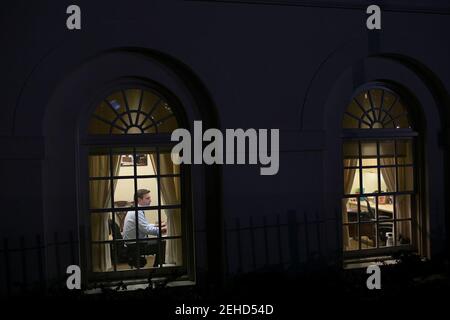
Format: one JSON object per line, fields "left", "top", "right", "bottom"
{"left": 108, "top": 219, "right": 129, "bottom": 263}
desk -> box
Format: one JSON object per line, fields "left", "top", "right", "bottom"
{"left": 347, "top": 199, "right": 393, "bottom": 215}
{"left": 346, "top": 199, "right": 393, "bottom": 243}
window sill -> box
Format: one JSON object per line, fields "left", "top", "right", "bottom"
{"left": 343, "top": 255, "right": 399, "bottom": 270}
{"left": 84, "top": 276, "right": 195, "bottom": 294}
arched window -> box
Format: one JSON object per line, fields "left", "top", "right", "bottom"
{"left": 86, "top": 85, "right": 188, "bottom": 279}
{"left": 342, "top": 86, "right": 417, "bottom": 257}
{"left": 88, "top": 88, "right": 178, "bottom": 135}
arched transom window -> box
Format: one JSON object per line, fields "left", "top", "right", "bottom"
{"left": 343, "top": 87, "right": 411, "bottom": 129}
{"left": 88, "top": 88, "right": 178, "bottom": 135}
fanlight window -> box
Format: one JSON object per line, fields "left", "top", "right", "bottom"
{"left": 343, "top": 88, "right": 411, "bottom": 129}
{"left": 88, "top": 89, "right": 178, "bottom": 135}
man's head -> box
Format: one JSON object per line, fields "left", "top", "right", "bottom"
{"left": 135, "top": 189, "right": 151, "bottom": 206}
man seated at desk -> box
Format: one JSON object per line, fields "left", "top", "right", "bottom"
{"left": 123, "top": 189, "right": 167, "bottom": 268}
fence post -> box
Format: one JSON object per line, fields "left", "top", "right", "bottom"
{"left": 276, "top": 214, "right": 283, "bottom": 266}
{"left": 54, "top": 232, "right": 61, "bottom": 282}
{"left": 303, "top": 211, "right": 310, "bottom": 259}
{"left": 315, "top": 211, "right": 322, "bottom": 258}
{"left": 334, "top": 208, "right": 341, "bottom": 258}
{"left": 236, "top": 218, "right": 242, "bottom": 272}
{"left": 69, "top": 230, "right": 76, "bottom": 265}
{"left": 249, "top": 217, "right": 256, "bottom": 270}
{"left": 20, "top": 236, "right": 28, "bottom": 293}
{"left": 263, "top": 216, "right": 269, "bottom": 267}
{"left": 3, "top": 238, "right": 11, "bottom": 296}
{"left": 223, "top": 220, "right": 229, "bottom": 276}
{"left": 288, "top": 210, "right": 300, "bottom": 268}
{"left": 36, "top": 234, "right": 45, "bottom": 293}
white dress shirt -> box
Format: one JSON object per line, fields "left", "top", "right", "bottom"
{"left": 122, "top": 208, "right": 159, "bottom": 241}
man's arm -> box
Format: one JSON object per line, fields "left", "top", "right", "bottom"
{"left": 138, "top": 212, "right": 159, "bottom": 236}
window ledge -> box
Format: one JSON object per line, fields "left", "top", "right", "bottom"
{"left": 84, "top": 277, "right": 195, "bottom": 295}
{"left": 344, "top": 255, "right": 399, "bottom": 270}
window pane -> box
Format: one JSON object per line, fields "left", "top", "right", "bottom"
{"left": 124, "top": 89, "right": 142, "bottom": 111}
{"left": 382, "top": 117, "right": 395, "bottom": 129}
{"left": 359, "top": 196, "right": 376, "bottom": 221}
{"left": 134, "top": 147, "right": 157, "bottom": 176}
{"left": 362, "top": 168, "right": 378, "bottom": 194}
{"left": 395, "top": 115, "right": 410, "bottom": 129}
{"left": 162, "top": 208, "right": 182, "bottom": 238}
{"left": 133, "top": 154, "right": 154, "bottom": 176}
{"left": 91, "top": 243, "right": 113, "bottom": 272}
{"left": 382, "top": 90, "right": 396, "bottom": 111}
{"left": 122, "top": 209, "right": 159, "bottom": 241}
{"left": 144, "top": 239, "right": 167, "bottom": 268}
{"left": 369, "top": 89, "right": 383, "bottom": 120}
{"left": 93, "top": 101, "right": 119, "bottom": 124}
{"left": 344, "top": 168, "right": 359, "bottom": 195}
{"left": 89, "top": 180, "right": 113, "bottom": 209}
{"left": 118, "top": 154, "right": 134, "bottom": 169}
{"left": 113, "top": 148, "right": 134, "bottom": 176}
{"left": 143, "top": 210, "right": 164, "bottom": 237}
{"left": 160, "top": 177, "right": 181, "bottom": 206}
{"left": 159, "top": 151, "right": 181, "bottom": 175}
{"left": 89, "top": 154, "right": 111, "bottom": 177}
{"left": 395, "top": 194, "right": 412, "bottom": 219}
{"left": 88, "top": 117, "right": 111, "bottom": 134}
{"left": 112, "top": 208, "right": 129, "bottom": 232}
{"left": 396, "top": 140, "right": 413, "bottom": 165}
{"left": 398, "top": 166, "right": 414, "bottom": 192}
{"left": 396, "top": 220, "right": 412, "bottom": 246}
{"left": 389, "top": 100, "right": 407, "bottom": 120}
{"left": 360, "top": 223, "right": 377, "bottom": 249}
{"left": 155, "top": 116, "right": 178, "bottom": 133}
{"left": 377, "top": 195, "right": 393, "bottom": 220}
{"left": 90, "top": 212, "right": 113, "bottom": 241}
{"left": 114, "top": 178, "right": 136, "bottom": 207}
{"left": 343, "top": 198, "right": 358, "bottom": 223}
{"left": 362, "top": 157, "right": 377, "bottom": 167}
{"left": 380, "top": 166, "right": 396, "bottom": 193}
{"left": 152, "top": 101, "right": 173, "bottom": 124}
{"left": 357, "top": 93, "right": 372, "bottom": 113}
{"left": 110, "top": 240, "right": 130, "bottom": 270}
{"left": 346, "top": 100, "right": 364, "bottom": 119}
{"left": 378, "top": 221, "right": 394, "bottom": 247}
{"left": 164, "top": 238, "right": 183, "bottom": 266}
{"left": 343, "top": 114, "right": 359, "bottom": 128}
{"left": 140, "top": 90, "right": 161, "bottom": 115}
{"left": 136, "top": 178, "right": 160, "bottom": 206}
{"left": 361, "top": 142, "right": 377, "bottom": 166}
{"left": 343, "top": 225, "right": 359, "bottom": 251}
{"left": 126, "top": 239, "right": 162, "bottom": 269}
{"left": 105, "top": 91, "right": 127, "bottom": 115}
{"left": 141, "top": 121, "right": 157, "bottom": 134}
{"left": 379, "top": 140, "right": 395, "bottom": 165}
{"left": 122, "top": 210, "right": 139, "bottom": 241}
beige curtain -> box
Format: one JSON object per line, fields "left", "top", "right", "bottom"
{"left": 343, "top": 159, "right": 358, "bottom": 250}
{"left": 89, "top": 155, "right": 120, "bottom": 272}
{"left": 380, "top": 158, "right": 396, "bottom": 192}
{"left": 150, "top": 154, "right": 182, "bottom": 265}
